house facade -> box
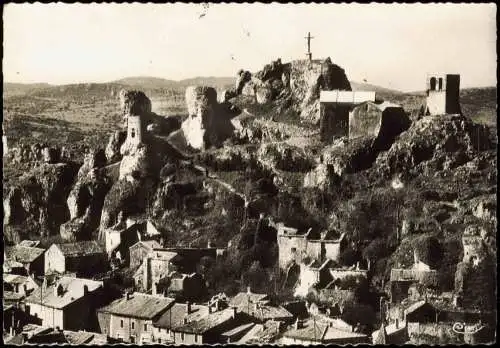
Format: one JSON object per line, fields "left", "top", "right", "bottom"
{"left": 97, "top": 292, "right": 174, "bottom": 344}
{"left": 44, "top": 241, "right": 106, "bottom": 276}
{"left": 4, "top": 245, "right": 45, "bottom": 276}
{"left": 23, "top": 276, "right": 104, "bottom": 331}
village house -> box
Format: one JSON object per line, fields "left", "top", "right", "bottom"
{"left": 97, "top": 292, "right": 175, "bottom": 344}
{"left": 129, "top": 240, "right": 161, "bottom": 270}
{"left": 349, "top": 100, "right": 409, "bottom": 145}
{"left": 152, "top": 302, "right": 211, "bottom": 343}
{"left": 389, "top": 250, "right": 438, "bottom": 303}
{"left": 3, "top": 274, "right": 39, "bottom": 303}
{"left": 169, "top": 306, "right": 252, "bottom": 345}
{"left": 319, "top": 90, "right": 376, "bottom": 141}
{"left": 165, "top": 272, "right": 206, "bottom": 301}
{"left": 280, "top": 317, "right": 369, "bottom": 345}
{"left": 3, "top": 305, "right": 41, "bottom": 338}
{"left": 372, "top": 320, "right": 409, "bottom": 345}
{"left": 104, "top": 220, "right": 142, "bottom": 262}
{"left": 236, "top": 320, "right": 283, "bottom": 344}
{"left": 4, "top": 245, "right": 45, "bottom": 276}
{"left": 23, "top": 276, "right": 104, "bottom": 331}
{"left": 229, "top": 287, "right": 293, "bottom": 323}
{"left": 44, "top": 241, "right": 107, "bottom": 277}
{"left": 4, "top": 323, "right": 113, "bottom": 345}
{"left": 276, "top": 223, "right": 346, "bottom": 271}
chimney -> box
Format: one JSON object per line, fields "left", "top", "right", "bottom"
{"left": 294, "top": 318, "right": 301, "bottom": 330}
{"left": 232, "top": 307, "right": 237, "bottom": 318}
{"left": 208, "top": 305, "right": 213, "bottom": 314}
{"left": 356, "top": 262, "right": 360, "bottom": 270}
{"left": 83, "top": 285, "right": 89, "bottom": 296}
{"left": 207, "top": 240, "right": 213, "bottom": 248}
{"left": 247, "top": 286, "right": 251, "bottom": 294}
{"left": 413, "top": 249, "right": 419, "bottom": 265}
{"left": 183, "top": 317, "right": 188, "bottom": 324}
{"left": 126, "top": 292, "right": 131, "bottom": 300}
{"left": 186, "top": 301, "right": 192, "bottom": 315}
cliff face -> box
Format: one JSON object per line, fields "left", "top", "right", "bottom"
{"left": 3, "top": 162, "right": 79, "bottom": 242}
{"left": 61, "top": 150, "right": 112, "bottom": 241}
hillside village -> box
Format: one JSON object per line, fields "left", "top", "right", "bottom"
{"left": 2, "top": 50, "right": 497, "bottom": 345}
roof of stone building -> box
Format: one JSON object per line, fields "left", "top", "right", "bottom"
{"left": 130, "top": 240, "right": 161, "bottom": 251}
{"left": 19, "top": 240, "right": 41, "bottom": 248}
{"left": 3, "top": 274, "right": 33, "bottom": 285}
{"left": 222, "top": 322, "right": 256, "bottom": 338}
{"left": 283, "top": 319, "right": 368, "bottom": 342}
{"left": 171, "top": 307, "right": 243, "bottom": 334}
{"left": 241, "top": 304, "right": 293, "bottom": 322}
{"left": 25, "top": 276, "right": 103, "bottom": 309}
{"left": 5, "top": 245, "right": 45, "bottom": 264}
{"left": 229, "top": 291, "right": 270, "bottom": 308}
{"left": 153, "top": 303, "right": 209, "bottom": 329}
{"left": 403, "top": 300, "right": 436, "bottom": 317}
{"left": 244, "top": 320, "right": 282, "bottom": 344}
{"left": 98, "top": 292, "right": 174, "bottom": 320}
{"left": 4, "top": 291, "right": 25, "bottom": 302}
{"left": 390, "top": 268, "right": 417, "bottom": 282}
{"left": 54, "top": 241, "right": 105, "bottom": 257}
{"left": 63, "top": 330, "right": 108, "bottom": 345}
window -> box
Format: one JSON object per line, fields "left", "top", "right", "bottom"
{"left": 430, "top": 77, "right": 436, "bottom": 91}
{"left": 131, "top": 322, "right": 135, "bottom": 329}
{"left": 131, "top": 128, "right": 136, "bottom": 138}
{"left": 195, "top": 335, "right": 198, "bottom": 343}
{"left": 158, "top": 339, "right": 162, "bottom": 343}
{"left": 438, "top": 77, "right": 443, "bottom": 91}
{"left": 181, "top": 333, "right": 184, "bottom": 340}
{"left": 120, "top": 320, "right": 124, "bottom": 328}
{"left": 144, "top": 324, "right": 148, "bottom": 331}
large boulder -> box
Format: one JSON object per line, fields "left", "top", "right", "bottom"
{"left": 257, "top": 142, "right": 313, "bottom": 172}
{"left": 236, "top": 70, "right": 252, "bottom": 94}
{"left": 303, "top": 163, "right": 339, "bottom": 190}
{"left": 179, "top": 86, "right": 235, "bottom": 150}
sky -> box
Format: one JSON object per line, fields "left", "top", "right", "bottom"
{"left": 3, "top": 3, "right": 497, "bottom": 92}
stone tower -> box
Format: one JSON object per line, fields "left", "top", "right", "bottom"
{"left": 126, "top": 114, "right": 143, "bottom": 147}
{"left": 425, "top": 74, "right": 461, "bottom": 115}
{"left": 119, "top": 90, "right": 151, "bottom": 155}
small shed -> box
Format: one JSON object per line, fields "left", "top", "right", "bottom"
{"left": 349, "top": 101, "right": 410, "bottom": 148}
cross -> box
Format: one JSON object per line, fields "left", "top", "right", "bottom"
{"left": 305, "top": 32, "right": 314, "bottom": 61}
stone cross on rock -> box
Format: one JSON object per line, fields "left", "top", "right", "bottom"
{"left": 305, "top": 32, "right": 314, "bottom": 61}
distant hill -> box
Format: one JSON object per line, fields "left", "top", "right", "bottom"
{"left": 3, "top": 82, "right": 53, "bottom": 97}
{"left": 113, "top": 76, "right": 234, "bottom": 90}
{"left": 350, "top": 81, "right": 402, "bottom": 95}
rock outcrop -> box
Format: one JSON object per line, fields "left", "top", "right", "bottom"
{"left": 3, "top": 162, "right": 79, "bottom": 242}
{"left": 303, "top": 163, "right": 339, "bottom": 190}
{"left": 61, "top": 149, "right": 112, "bottom": 241}
{"left": 257, "top": 142, "right": 313, "bottom": 172}
{"left": 105, "top": 131, "right": 127, "bottom": 163}
{"left": 172, "top": 86, "right": 236, "bottom": 151}
{"left": 375, "top": 114, "right": 495, "bottom": 179}
{"left": 235, "top": 57, "right": 351, "bottom": 122}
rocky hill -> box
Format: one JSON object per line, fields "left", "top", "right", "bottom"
{"left": 3, "top": 57, "right": 496, "bottom": 314}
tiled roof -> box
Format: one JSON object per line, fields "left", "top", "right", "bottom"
{"left": 98, "top": 292, "right": 174, "bottom": 320}
{"left": 242, "top": 304, "right": 293, "bottom": 322}
{"left": 5, "top": 245, "right": 44, "bottom": 264}
{"left": 25, "top": 276, "right": 103, "bottom": 309}
{"left": 404, "top": 300, "right": 434, "bottom": 316}
{"left": 222, "top": 322, "right": 255, "bottom": 338}
{"left": 153, "top": 303, "right": 209, "bottom": 329}
{"left": 130, "top": 240, "right": 161, "bottom": 251}
{"left": 284, "top": 319, "right": 368, "bottom": 343}
{"left": 3, "top": 274, "right": 31, "bottom": 285}
{"left": 19, "top": 240, "right": 41, "bottom": 248}
{"left": 229, "top": 292, "right": 270, "bottom": 308}
{"left": 63, "top": 330, "right": 108, "bottom": 345}
{"left": 55, "top": 241, "right": 105, "bottom": 257}
{"left": 390, "top": 268, "right": 417, "bottom": 282}
{"left": 172, "top": 307, "right": 241, "bottom": 334}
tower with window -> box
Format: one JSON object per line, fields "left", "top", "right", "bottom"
{"left": 425, "top": 74, "right": 461, "bottom": 115}
{"left": 126, "top": 114, "right": 144, "bottom": 147}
